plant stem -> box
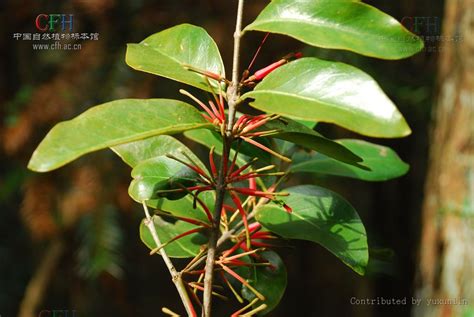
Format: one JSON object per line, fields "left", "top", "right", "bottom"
{"left": 202, "top": 1, "right": 245, "bottom": 316}
{"left": 226, "top": 0, "right": 245, "bottom": 134}
{"left": 142, "top": 202, "right": 196, "bottom": 317}
{"left": 202, "top": 144, "right": 228, "bottom": 316}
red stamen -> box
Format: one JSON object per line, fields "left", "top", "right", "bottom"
{"left": 241, "top": 118, "right": 272, "bottom": 134}
{"left": 249, "top": 177, "right": 257, "bottom": 191}
{"left": 234, "top": 114, "right": 247, "bottom": 128}
{"left": 251, "top": 231, "right": 272, "bottom": 239}
{"left": 183, "top": 64, "right": 223, "bottom": 81}
{"left": 220, "top": 271, "right": 244, "bottom": 304}
{"left": 248, "top": 222, "right": 261, "bottom": 234}
{"left": 230, "top": 192, "right": 251, "bottom": 248}
{"left": 222, "top": 240, "right": 242, "bottom": 258}
{"left": 170, "top": 214, "right": 210, "bottom": 228}
{"left": 218, "top": 84, "right": 225, "bottom": 118}
{"left": 244, "top": 130, "right": 279, "bottom": 137}
{"left": 245, "top": 114, "right": 267, "bottom": 126}
{"left": 246, "top": 52, "right": 303, "bottom": 82}
{"left": 240, "top": 136, "right": 291, "bottom": 162}
{"left": 234, "top": 115, "right": 252, "bottom": 132}
{"left": 209, "top": 100, "right": 223, "bottom": 122}
{"left": 228, "top": 145, "right": 241, "bottom": 176}
{"left": 193, "top": 196, "right": 213, "bottom": 223}
{"left": 220, "top": 264, "right": 265, "bottom": 301}
{"left": 253, "top": 59, "right": 287, "bottom": 80}
{"left": 247, "top": 32, "right": 270, "bottom": 71}
{"left": 223, "top": 204, "right": 234, "bottom": 211}
{"left": 150, "top": 227, "right": 204, "bottom": 255}
{"left": 232, "top": 187, "right": 274, "bottom": 198}
{"left": 185, "top": 185, "right": 213, "bottom": 192}
{"left": 283, "top": 203, "right": 293, "bottom": 213}
{"left": 250, "top": 241, "right": 274, "bottom": 248}
{"left": 180, "top": 89, "right": 218, "bottom": 122}
{"left": 229, "top": 158, "right": 258, "bottom": 178}
{"left": 166, "top": 154, "right": 213, "bottom": 182}
{"left": 209, "top": 147, "right": 217, "bottom": 178}
{"left": 201, "top": 113, "right": 213, "bottom": 123}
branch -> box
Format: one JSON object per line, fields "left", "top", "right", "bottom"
{"left": 226, "top": 0, "right": 245, "bottom": 134}
{"left": 141, "top": 202, "right": 196, "bottom": 317}
{"left": 202, "top": 1, "right": 245, "bottom": 316}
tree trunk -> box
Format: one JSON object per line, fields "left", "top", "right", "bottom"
{"left": 414, "top": 1, "right": 474, "bottom": 317}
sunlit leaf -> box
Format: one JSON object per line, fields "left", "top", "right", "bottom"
{"left": 256, "top": 185, "right": 368, "bottom": 275}
{"left": 128, "top": 156, "right": 197, "bottom": 202}
{"left": 242, "top": 58, "right": 411, "bottom": 138}
{"left": 112, "top": 134, "right": 207, "bottom": 171}
{"left": 28, "top": 99, "right": 211, "bottom": 172}
{"left": 245, "top": 0, "right": 424, "bottom": 59}
{"left": 291, "top": 139, "right": 409, "bottom": 181}
{"left": 126, "top": 24, "right": 225, "bottom": 91}
{"left": 140, "top": 216, "right": 207, "bottom": 258}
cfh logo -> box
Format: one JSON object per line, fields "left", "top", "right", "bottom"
{"left": 38, "top": 309, "right": 77, "bottom": 317}
{"left": 401, "top": 16, "right": 441, "bottom": 35}
{"left": 35, "top": 14, "right": 74, "bottom": 32}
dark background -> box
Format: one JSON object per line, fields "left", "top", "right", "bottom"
{"left": 0, "top": 0, "right": 444, "bottom": 316}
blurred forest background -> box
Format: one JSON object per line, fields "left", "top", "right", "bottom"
{"left": 1, "top": 0, "right": 472, "bottom": 316}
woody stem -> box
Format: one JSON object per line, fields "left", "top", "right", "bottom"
{"left": 141, "top": 202, "right": 196, "bottom": 317}
{"left": 202, "top": 0, "right": 244, "bottom": 316}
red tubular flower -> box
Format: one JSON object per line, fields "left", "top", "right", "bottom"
{"left": 208, "top": 147, "right": 217, "bottom": 179}
{"left": 245, "top": 52, "right": 303, "bottom": 83}
{"left": 230, "top": 192, "right": 251, "bottom": 247}
{"left": 283, "top": 203, "right": 293, "bottom": 213}
{"left": 150, "top": 227, "right": 204, "bottom": 255}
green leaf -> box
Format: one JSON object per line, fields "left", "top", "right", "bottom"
{"left": 291, "top": 139, "right": 409, "bottom": 181}
{"left": 140, "top": 216, "right": 207, "bottom": 258}
{"left": 244, "top": 0, "right": 424, "bottom": 59}
{"left": 151, "top": 192, "right": 215, "bottom": 224}
{"left": 242, "top": 251, "right": 287, "bottom": 315}
{"left": 185, "top": 118, "right": 362, "bottom": 166}
{"left": 111, "top": 135, "right": 207, "bottom": 171}
{"left": 256, "top": 185, "right": 368, "bottom": 275}
{"left": 242, "top": 58, "right": 411, "bottom": 138}
{"left": 28, "top": 99, "right": 211, "bottom": 172}
{"left": 129, "top": 156, "right": 197, "bottom": 202}
{"left": 263, "top": 117, "right": 363, "bottom": 165}
{"left": 126, "top": 24, "right": 225, "bottom": 91}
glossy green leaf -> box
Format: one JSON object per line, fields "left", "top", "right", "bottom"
{"left": 263, "top": 117, "right": 363, "bottom": 165}
{"left": 256, "top": 185, "right": 368, "bottom": 275}
{"left": 140, "top": 216, "right": 207, "bottom": 258}
{"left": 242, "top": 251, "right": 287, "bottom": 315}
{"left": 150, "top": 191, "right": 215, "bottom": 224}
{"left": 242, "top": 58, "right": 411, "bottom": 138}
{"left": 291, "top": 139, "right": 409, "bottom": 181}
{"left": 185, "top": 118, "right": 362, "bottom": 167}
{"left": 244, "top": 0, "right": 424, "bottom": 59}
{"left": 126, "top": 24, "right": 225, "bottom": 91}
{"left": 129, "top": 156, "right": 197, "bottom": 202}
{"left": 111, "top": 135, "right": 207, "bottom": 171}
{"left": 28, "top": 99, "right": 211, "bottom": 172}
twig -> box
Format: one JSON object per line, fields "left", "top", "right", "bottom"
{"left": 226, "top": 0, "right": 245, "bottom": 135}
{"left": 141, "top": 202, "right": 196, "bottom": 317}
